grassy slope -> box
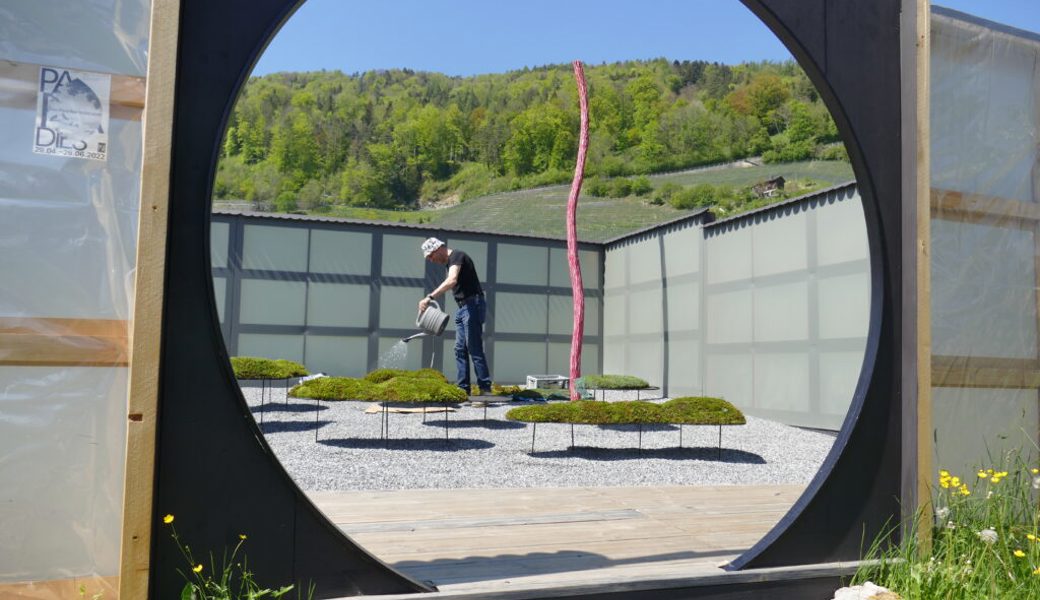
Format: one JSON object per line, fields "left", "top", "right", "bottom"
{"left": 224, "top": 160, "right": 855, "bottom": 242}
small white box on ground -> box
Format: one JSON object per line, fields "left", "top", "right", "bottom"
{"left": 525, "top": 374, "right": 569, "bottom": 389}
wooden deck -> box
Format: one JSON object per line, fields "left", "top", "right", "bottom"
{"left": 309, "top": 484, "right": 805, "bottom": 594}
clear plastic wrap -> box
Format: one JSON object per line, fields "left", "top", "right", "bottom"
{"left": 930, "top": 9, "right": 1040, "bottom": 482}
{"left": 0, "top": 0, "right": 149, "bottom": 596}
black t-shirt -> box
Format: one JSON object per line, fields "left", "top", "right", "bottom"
{"left": 447, "top": 250, "right": 482, "bottom": 304}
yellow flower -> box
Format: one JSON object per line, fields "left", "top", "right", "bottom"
{"left": 987, "top": 469, "right": 994, "bottom": 475}
{"left": 1028, "top": 534, "right": 1037, "bottom": 541}
{"left": 1034, "top": 566, "right": 1040, "bottom": 575}
{"left": 239, "top": 534, "right": 247, "bottom": 540}
{"left": 1032, "top": 468, "right": 1039, "bottom": 475}
{"left": 951, "top": 476, "right": 961, "bottom": 487}
{"left": 1015, "top": 549, "right": 1026, "bottom": 558}
{"left": 193, "top": 564, "right": 203, "bottom": 573}
{"left": 991, "top": 476, "right": 1001, "bottom": 484}
{"left": 940, "top": 470, "right": 950, "bottom": 478}
{"left": 977, "top": 470, "right": 988, "bottom": 478}
{"left": 959, "top": 484, "right": 970, "bottom": 496}
{"left": 999, "top": 471, "right": 1009, "bottom": 477}
{"left": 163, "top": 514, "right": 174, "bottom": 524}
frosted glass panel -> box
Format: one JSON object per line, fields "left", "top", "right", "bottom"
{"left": 932, "top": 220, "right": 1037, "bottom": 359}
{"left": 305, "top": 335, "right": 368, "bottom": 377}
{"left": 497, "top": 243, "right": 548, "bottom": 286}
{"left": 494, "top": 341, "right": 548, "bottom": 384}
{"left": 548, "top": 342, "right": 599, "bottom": 376}
{"left": 238, "top": 334, "right": 305, "bottom": 363}
{"left": 242, "top": 225, "right": 308, "bottom": 272}
{"left": 449, "top": 239, "right": 488, "bottom": 281}
{"left": 819, "top": 272, "right": 871, "bottom": 339}
{"left": 307, "top": 283, "right": 370, "bottom": 328}
{"left": 817, "top": 192, "right": 868, "bottom": 266}
{"left": 627, "top": 340, "right": 663, "bottom": 386}
{"left": 379, "top": 337, "right": 423, "bottom": 370}
{"left": 309, "top": 229, "right": 372, "bottom": 275}
{"left": 382, "top": 234, "right": 427, "bottom": 278}
{"left": 706, "top": 354, "right": 753, "bottom": 408}
{"left": 705, "top": 227, "right": 752, "bottom": 284}
{"left": 627, "top": 239, "right": 662, "bottom": 285}
{"left": 663, "top": 226, "right": 701, "bottom": 276}
{"left": 706, "top": 289, "right": 752, "bottom": 344}
{"left": 603, "top": 291, "right": 626, "bottom": 337}
{"left": 379, "top": 285, "right": 424, "bottom": 329}
{"left": 666, "top": 281, "right": 699, "bottom": 332}
{"left": 213, "top": 277, "right": 226, "bottom": 323}
{"left": 668, "top": 339, "right": 701, "bottom": 393}
{"left": 548, "top": 295, "right": 600, "bottom": 336}
{"left": 602, "top": 340, "right": 625, "bottom": 375}
{"left": 239, "top": 279, "right": 306, "bottom": 325}
{"left": 211, "top": 221, "right": 229, "bottom": 269}
{"left": 753, "top": 211, "right": 807, "bottom": 276}
{"left": 754, "top": 353, "right": 811, "bottom": 412}
{"left": 604, "top": 246, "right": 628, "bottom": 290}
{"left": 495, "top": 292, "right": 548, "bottom": 334}
{"left": 549, "top": 247, "right": 601, "bottom": 289}
{"left": 819, "top": 351, "right": 865, "bottom": 417}
{"left": 628, "top": 287, "right": 663, "bottom": 335}
{"left": 754, "top": 282, "right": 809, "bottom": 342}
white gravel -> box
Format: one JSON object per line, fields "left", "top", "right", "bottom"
{"left": 242, "top": 383, "right": 837, "bottom": 492}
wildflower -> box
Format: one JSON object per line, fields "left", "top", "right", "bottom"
{"left": 978, "top": 528, "right": 998, "bottom": 544}
{"left": 940, "top": 469, "right": 950, "bottom": 478}
{"left": 1033, "top": 476, "right": 1040, "bottom": 490}
{"left": 239, "top": 534, "right": 247, "bottom": 540}
{"left": 163, "top": 514, "right": 174, "bottom": 524}
{"left": 946, "top": 521, "right": 957, "bottom": 530}
{"left": 1029, "top": 533, "right": 1038, "bottom": 542}
{"left": 936, "top": 506, "right": 950, "bottom": 520}
{"left": 1032, "top": 468, "right": 1039, "bottom": 475}
{"left": 1034, "top": 566, "right": 1040, "bottom": 576}
{"left": 991, "top": 475, "right": 1001, "bottom": 484}
{"left": 1015, "top": 549, "right": 1027, "bottom": 558}
{"left": 951, "top": 476, "right": 962, "bottom": 487}
{"left": 977, "top": 470, "right": 988, "bottom": 478}
{"left": 959, "top": 484, "right": 970, "bottom": 496}
{"left": 940, "top": 477, "right": 951, "bottom": 489}
{"left": 193, "top": 564, "right": 203, "bottom": 573}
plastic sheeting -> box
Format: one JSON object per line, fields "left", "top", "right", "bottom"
{"left": 0, "top": 0, "right": 149, "bottom": 595}
{"left": 930, "top": 8, "right": 1040, "bottom": 482}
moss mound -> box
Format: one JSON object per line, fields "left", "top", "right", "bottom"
{"left": 290, "top": 369, "right": 464, "bottom": 403}
{"left": 506, "top": 397, "right": 745, "bottom": 425}
{"left": 231, "top": 356, "right": 309, "bottom": 380}
{"left": 577, "top": 374, "right": 651, "bottom": 390}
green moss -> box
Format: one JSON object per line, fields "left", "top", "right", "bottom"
{"left": 289, "top": 377, "right": 379, "bottom": 401}
{"left": 413, "top": 368, "right": 448, "bottom": 382}
{"left": 290, "top": 374, "right": 465, "bottom": 403}
{"left": 506, "top": 397, "right": 745, "bottom": 426}
{"left": 577, "top": 374, "right": 651, "bottom": 390}
{"left": 231, "top": 356, "right": 309, "bottom": 379}
{"left": 492, "top": 384, "right": 524, "bottom": 396}
{"left": 364, "top": 368, "right": 446, "bottom": 383}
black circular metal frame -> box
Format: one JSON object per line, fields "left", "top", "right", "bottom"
{"left": 153, "top": 1, "right": 907, "bottom": 598}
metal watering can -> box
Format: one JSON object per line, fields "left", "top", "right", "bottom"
{"left": 402, "top": 300, "right": 449, "bottom": 342}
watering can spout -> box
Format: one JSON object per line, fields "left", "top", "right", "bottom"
{"left": 401, "top": 331, "right": 428, "bottom": 343}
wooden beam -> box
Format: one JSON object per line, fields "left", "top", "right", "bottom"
{"left": 932, "top": 355, "right": 1040, "bottom": 389}
{"left": 931, "top": 188, "right": 1040, "bottom": 226}
{"left": 0, "top": 60, "right": 145, "bottom": 120}
{"left": 119, "top": 0, "right": 180, "bottom": 598}
{"left": 0, "top": 317, "right": 128, "bottom": 366}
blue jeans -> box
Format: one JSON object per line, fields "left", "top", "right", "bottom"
{"left": 455, "top": 295, "right": 491, "bottom": 393}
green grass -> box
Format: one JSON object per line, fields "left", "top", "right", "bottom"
{"left": 506, "top": 397, "right": 745, "bottom": 426}
{"left": 279, "top": 160, "right": 854, "bottom": 242}
{"left": 230, "top": 356, "right": 308, "bottom": 380}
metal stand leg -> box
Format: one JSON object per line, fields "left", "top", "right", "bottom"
{"left": 284, "top": 378, "right": 289, "bottom": 405}
{"left": 570, "top": 423, "right": 575, "bottom": 448}
{"left": 259, "top": 378, "right": 267, "bottom": 425}
{"left": 638, "top": 424, "right": 643, "bottom": 451}
{"left": 718, "top": 425, "right": 722, "bottom": 459}
{"left": 679, "top": 425, "right": 683, "bottom": 448}
{"left": 444, "top": 402, "right": 449, "bottom": 442}
{"left": 314, "top": 398, "right": 320, "bottom": 442}
{"left": 530, "top": 423, "right": 537, "bottom": 453}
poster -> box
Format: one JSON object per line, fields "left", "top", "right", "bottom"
{"left": 33, "top": 66, "right": 111, "bottom": 161}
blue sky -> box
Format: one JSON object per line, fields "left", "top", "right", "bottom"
{"left": 253, "top": 1, "right": 1040, "bottom": 77}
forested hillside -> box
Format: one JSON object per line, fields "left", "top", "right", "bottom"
{"left": 215, "top": 58, "right": 846, "bottom": 213}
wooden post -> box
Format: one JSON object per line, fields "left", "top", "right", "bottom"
{"left": 118, "top": 0, "right": 181, "bottom": 597}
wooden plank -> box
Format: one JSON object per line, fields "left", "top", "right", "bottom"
{"left": 118, "top": 0, "right": 180, "bottom": 598}
{"left": 930, "top": 188, "right": 1040, "bottom": 226}
{"left": 339, "top": 509, "right": 643, "bottom": 534}
{"left": 0, "top": 60, "right": 145, "bottom": 120}
{"left": 0, "top": 317, "right": 128, "bottom": 366}
{"left": 932, "top": 355, "right": 1040, "bottom": 388}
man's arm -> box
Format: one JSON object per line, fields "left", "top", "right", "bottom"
{"left": 419, "top": 264, "right": 460, "bottom": 311}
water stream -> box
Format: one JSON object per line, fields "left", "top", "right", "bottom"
{"left": 377, "top": 340, "right": 409, "bottom": 369}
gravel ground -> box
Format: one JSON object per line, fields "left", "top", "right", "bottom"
{"left": 242, "top": 383, "right": 837, "bottom": 492}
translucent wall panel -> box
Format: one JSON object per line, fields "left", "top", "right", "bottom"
{"left": 627, "top": 288, "right": 663, "bottom": 336}
{"left": 307, "top": 283, "right": 370, "bottom": 328}
{"left": 933, "top": 388, "right": 1040, "bottom": 481}
{"left": 818, "top": 272, "right": 870, "bottom": 339}
{"left": 378, "top": 337, "right": 423, "bottom": 371}
{"left": 706, "top": 289, "right": 753, "bottom": 344}
{"left": 666, "top": 281, "right": 699, "bottom": 331}
{"left": 626, "top": 340, "right": 664, "bottom": 387}
{"left": 548, "top": 342, "right": 599, "bottom": 376}
{"left": 497, "top": 243, "right": 548, "bottom": 286}
{"left": 494, "top": 341, "right": 548, "bottom": 383}
{"left": 819, "top": 351, "right": 866, "bottom": 417}
{"left": 239, "top": 280, "right": 306, "bottom": 326}
{"left": 667, "top": 339, "right": 701, "bottom": 396}
{"left": 602, "top": 291, "right": 626, "bottom": 338}
{"left": 549, "top": 248, "right": 601, "bottom": 289}
{"left": 448, "top": 239, "right": 488, "bottom": 281}
{"left": 379, "top": 285, "right": 424, "bottom": 330}
{"left": 626, "top": 239, "right": 662, "bottom": 285}
{"left": 603, "top": 245, "right": 628, "bottom": 291}
{"left": 706, "top": 354, "right": 753, "bottom": 406}
{"left": 305, "top": 336, "right": 368, "bottom": 378}
{"left": 0, "top": 367, "right": 127, "bottom": 579}
{"left": 213, "top": 277, "right": 227, "bottom": 323}
{"left": 753, "top": 212, "right": 808, "bottom": 276}
{"left": 381, "top": 234, "right": 426, "bottom": 278}
{"left": 753, "top": 282, "right": 809, "bottom": 342}
{"left": 309, "top": 229, "right": 372, "bottom": 275}
{"left": 931, "top": 220, "right": 1037, "bottom": 359}
{"left": 211, "top": 221, "right": 229, "bottom": 268}
{"left": 754, "top": 353, "right": 811, "bottom": 412}
{"left": 238, "top": 334, "right": 305, "bottom": 363}
{"left": 242, "top": 225, "right": 308, "bottom": 272}
{"left": 548, "top": 295, "right": 600, "bottom": 336}
{"left": 706, "top": 227, "right": 752, "bottom": 284}
{"left": 662, "top": 226, "right": 701, "bottom": 276}
{"left": 495, "top": 292, "right": 548, "bottom": 335}
{"left": 816, "top": 191, "right": 868, "bottom": 266}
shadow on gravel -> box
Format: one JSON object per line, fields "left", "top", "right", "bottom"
{"left": 421, "top": 418, "right": 526, "bottom": 430}
{"left": 259, "top": 420, "right": 331, "bottom": 434}
{"left": 318, "top": 438, "right": 495, "bottom": 451}
{"left": 527, "top": 446, "right": 766, "bottom": 463}
{"left": 253, "top": 402, "right": 326, "bottom": 413}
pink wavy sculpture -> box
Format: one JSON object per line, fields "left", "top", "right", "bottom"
{"left": 567, "top": 61, "right": 590, "bottom": 400}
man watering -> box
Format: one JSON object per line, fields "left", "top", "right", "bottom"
{"left": 419, "top": 237, "right": 492, "bottom": 397}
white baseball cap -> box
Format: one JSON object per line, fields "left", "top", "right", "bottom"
{"left": 421, "top": 237, "right": 445, "bottom": 257}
